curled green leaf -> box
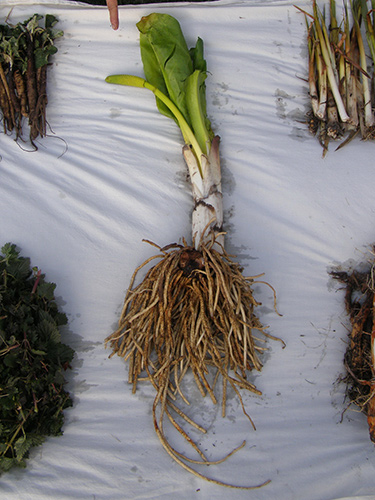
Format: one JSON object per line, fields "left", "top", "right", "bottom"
{"left": 137, "top": 13, "right": 193, "bottom": 124}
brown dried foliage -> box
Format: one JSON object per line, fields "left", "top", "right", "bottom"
{"left": 331, "top": 260, "right": 375, "bottom": 443}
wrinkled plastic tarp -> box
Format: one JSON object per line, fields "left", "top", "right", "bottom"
{"left": 1, "top": 1, "right": 375, "bottom": 499}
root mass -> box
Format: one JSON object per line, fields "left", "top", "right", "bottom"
{"left": 331, "top": 258, "right": 375, "bottom": 443}
{"left": 106, "top": 239, "right": 278, "bottom": 488}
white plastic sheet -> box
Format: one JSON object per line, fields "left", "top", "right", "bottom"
{"left": 1, "top": 1, "right": 375, "bottom": 498}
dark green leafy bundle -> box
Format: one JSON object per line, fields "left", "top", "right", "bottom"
{"left": 0, "top": 243, "right": 74, "bottom": 473}
{"left": 0, "top": 14, "right": 63, "bottom": 148}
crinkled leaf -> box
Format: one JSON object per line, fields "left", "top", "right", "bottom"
{"left": 36, "top": 281, "right": 56, "bottom": 300}
{"left": 0, "top": 456, "right": 23, "bottom": 472}
{"left": 14, "top": 434, "right": 44, "bottom": 462}
{"left": 34, "top": 45, "right": 57, "bottom": 69}
{"left": 45, "top": 14, "right": 58, "bottom": 29}
{"left": 38, "top": 319, "right": 60, "bottom": 343}
{"left": 1, "top": 243, "right": 20, "bottom": 266}
{"left": 25, "top": 14, "right": 43, "bottom": 36}
{"left": 137, "top": 13, "right": 193, "bottom": 125}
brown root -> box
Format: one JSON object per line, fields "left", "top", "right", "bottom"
{"left": 13, "top": 69, "right": 28, "bottom": 118}
{"left": 106, "top": 238, "right": 279, "bottom": 487}
{"left": 331, "top": 256, "right": 375, "bottom": 443}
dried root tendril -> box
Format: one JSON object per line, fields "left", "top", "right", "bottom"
{"left": 331, "top": 253, "right": 375, "bottom": 443}
{"left": 106, "top": 238, "right": 281, "bottom": 488}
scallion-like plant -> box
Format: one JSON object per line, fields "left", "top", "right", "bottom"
{"left": 105, "top": 13, "right": 280, "bottom": 488}
{"left": 298, "top": 0, "right": 375, "bottom": 156}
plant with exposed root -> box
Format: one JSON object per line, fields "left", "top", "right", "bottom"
{"left": 105, "top": 13, "right": 281, "bottom": 488}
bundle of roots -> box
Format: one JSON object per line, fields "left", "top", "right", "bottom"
{"left": 105, "top": 237, "right": 280, "bottom": 488}
{"left": 0, "top": 14, "right": 62, "bottom": 149}
{"left": 331, "top": 260, "right": 375, "bottom": 442}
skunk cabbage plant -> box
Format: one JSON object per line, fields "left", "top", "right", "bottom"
{"left": 105, "top": 13, "right": 280, "bottom": 489}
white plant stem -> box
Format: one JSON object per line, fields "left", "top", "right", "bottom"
{"left": 183, "top": 136, "right": 224, "bottom": 251}
{"left": 313, "top": 2, "right": 351, "bottom": 123}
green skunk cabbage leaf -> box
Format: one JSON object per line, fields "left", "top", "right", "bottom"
{"left": 188, "top": 37, "right": 213, "bottom": 145}
{"left": 137, "top": 13, "right": 194, "bottom": 124}
{"left": 106, "top": 13, "right": 215, "bottom": 167}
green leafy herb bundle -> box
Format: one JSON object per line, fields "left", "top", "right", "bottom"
{"left": 0, "top": 243, "right": 74, "bottom": 473}
{"left": 0, "top": 14, "right": 63, "bottom": 147}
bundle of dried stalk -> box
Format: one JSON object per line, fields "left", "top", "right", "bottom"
{"left": 106, "top": 237, "right": 279, "bottom": 488}
{"left": 331, "top": 260, "right": 375, "bottom": 442}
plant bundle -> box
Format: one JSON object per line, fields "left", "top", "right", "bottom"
{"left": 331, "top": 254, "right": 375, "bottom": 443}
{"left": 105, "top": 13, "right": 280, "bottom": 488}
{"left": 0, "top": 243, "right": 74, "bottom": 473}
{"left": 298, "top": 0, "right": 375, "bottom": 156}
{"left": 0, "top": 14, "right": 63, "bottom": 148}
